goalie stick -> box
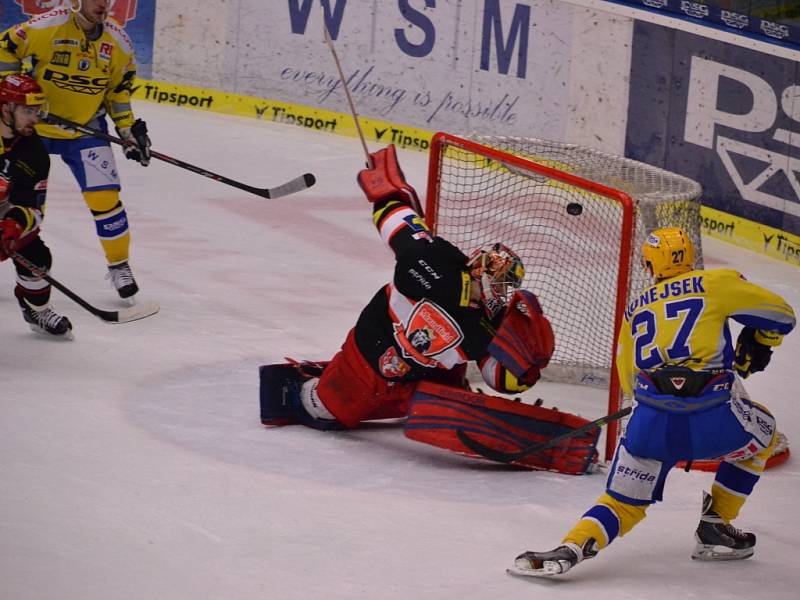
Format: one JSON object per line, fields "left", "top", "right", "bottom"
{"left": 456, "top": 406, "right": 632, "bottom": 464}
{"left": 43, "top": 113, "right": 316, "bottom": 199}
{"left": 10, "top": 251, "right": 159, "bottom": 324}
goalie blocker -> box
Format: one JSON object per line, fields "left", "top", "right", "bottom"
{"left": 405, "top": 382, "right": 600, "bottom": 474}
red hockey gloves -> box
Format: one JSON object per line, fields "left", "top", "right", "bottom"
{"left": 734, "top": 327, "right": 779, "bottom": 378}
{"left": 0, "top": 217, "right": 22, "bottom": 262}
{"left": 0, "top": 173, "right": 10, "bottom": 202}
{"left": 357, "top": 144, "right": 422, "bottom": 209}
{"left": 117, "top": 119, "right": 151, "bottom": 166}
{"left": 487, "top": 290, "right": 555, "bottom": 386}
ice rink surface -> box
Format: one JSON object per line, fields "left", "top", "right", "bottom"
{"left": 2, "top": 103, "right": 799, "bottom": 600}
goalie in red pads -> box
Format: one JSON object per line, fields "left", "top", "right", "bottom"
{"left": 259, "top": 145, "right": 596, "bottom": 473}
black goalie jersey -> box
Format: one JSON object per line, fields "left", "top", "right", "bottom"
{"left": 354, "top": 198, "right": 507, "bottom": 389}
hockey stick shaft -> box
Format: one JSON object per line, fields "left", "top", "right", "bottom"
{"left": 322, "top": 22, "right": 373, "bottom": 169}
{"left": 457, "top": 406, "right": 632, "bottom": 464}
{"left": 9, "top": 250, "right": 158, "bottom": 324}
{"left": 43, "top": 113, "right": 315, "bottom": 199}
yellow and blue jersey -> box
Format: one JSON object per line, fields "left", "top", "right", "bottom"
{"left": 616, "top": 268, "right": 795, "bottom": 396}
{"left": 0, "top": 8, "right": 137, "bottom": 140}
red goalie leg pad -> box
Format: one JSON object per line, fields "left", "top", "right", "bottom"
{"left": 404, "top": 381, "right": 599, "bottom": 474}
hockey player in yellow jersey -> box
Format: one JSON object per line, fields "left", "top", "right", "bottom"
{"left": 511, "top": 227, "right": 795, "bottom": 577}
{"left": 0, "top": 0, "right": 151, "bottom": 301}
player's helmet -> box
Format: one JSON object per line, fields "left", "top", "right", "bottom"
{"left": 467, "top": 242, "right": 525, "bottom": 317}
{"left": 0, "top": 74, "right": 47, "bottom": 108}
{"left": 642, "top": 227, "right": 695, "bottom": 281}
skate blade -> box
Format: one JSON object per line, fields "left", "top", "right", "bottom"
{"left": 120, "top": 294, "right": 137, "bottom": 307}
{"left": 507, "top": 564, "right": 562, "bottom": 578}
{"left": 691, "top": 544, "right": 754, "bottom": 561}
{"left": 28, "top": 324, "right": 75, "bottom": 341}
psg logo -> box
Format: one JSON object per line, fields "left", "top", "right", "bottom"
{"left": 14, "top": 0, "right": 139, "bottom": 27}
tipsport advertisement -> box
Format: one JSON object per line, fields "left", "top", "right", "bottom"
{"left": 0, "top": 0, "right": 155, "bottom": 78}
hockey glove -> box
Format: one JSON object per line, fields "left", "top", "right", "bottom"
{"left": 734, "top": 327, "right": 776, "bottom": 378}
{"left": 487, "top": 290, "right": 555, "bottom": 386}
{"left": 0, "top": 173, "right": 10, "bottom": 202}
{"left": 118, "top": 119, "right": 151, "bottom": 166}
{"left": 0, "top": 217, "right": 22, "bottom": 262}
{"left": 357, "top": 145, "right": 422, "bottom": 210}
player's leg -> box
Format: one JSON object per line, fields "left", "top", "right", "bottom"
{"left": 260, "top": 331, "right": 415, "bottom": 429}
{"left": 513, "top": 405, "right": 673, "bottom": 576}
{"left": 314, "top": 330, "right": 415, "bottom": 427}
{"left": 690, "top": 385, "right": 775, "bottom": 561}
{"left": 43, "top": 130, "right": 138, "bottom": 300}
{"left": 13, "top": 237, "right": 72, "bottom": 338}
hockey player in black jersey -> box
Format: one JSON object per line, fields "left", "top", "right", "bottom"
{"left": 260, "top": 145, "right": 602, "bottom": 474}
{"left": 0, "top": 74, "right": 72, "bottom": 338}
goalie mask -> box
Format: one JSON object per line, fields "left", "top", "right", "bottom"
{"left": 467, "top": 243, "right": 525, "bottom": 317}
{"left": 642, "top": 227, "right": 695, "bottom": 281}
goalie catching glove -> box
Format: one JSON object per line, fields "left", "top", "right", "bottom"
{"left": 357, "top": 144, "right": 422, "bottom": 211}
{"left": 117, "top": 119, "right": 151, "bottom": 166}
{"left": 487, "top": 290, "right": 555, "bottom": 387}
{"left": 734, "top": 327, "right": 781, "bottom": 378}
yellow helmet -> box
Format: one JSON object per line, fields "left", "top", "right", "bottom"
{"left": 641, "top": 227, "right": 695, "bottom": 280}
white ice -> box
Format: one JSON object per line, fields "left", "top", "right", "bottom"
{"left": 2, "top": 103, "right": 799, "bottom": 600}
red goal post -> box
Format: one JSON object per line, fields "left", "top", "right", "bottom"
{"left": 423, "top": 132, "right": 703, "bottom": 461}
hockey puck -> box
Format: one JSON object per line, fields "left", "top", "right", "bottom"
{"left": 566, "top": 202, "right": 583, "bottom": 216}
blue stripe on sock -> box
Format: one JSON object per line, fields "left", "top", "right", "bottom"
{"left": 583, "top": 504, "right": 620, "bottom": 543}
{"left": 715, "top": 461, "right": 760, "bottom": 496}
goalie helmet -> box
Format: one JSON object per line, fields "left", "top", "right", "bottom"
{"left": 0, "top": 74, "right": 46, "bottom": 108}
{"left": 467, "top": 242, "right": 525, "bottom": 317}
{"left": 642, "top": 227, "right": 695, "bottom": 281}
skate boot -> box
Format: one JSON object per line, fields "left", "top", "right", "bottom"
{"left": 692, "top": 491, "right": 755, "bottom": 561}
{"left": 106, "top": 260, "right": 139, "bottom": 301}
{"left": 510, "top": 539, "right": 598, "bottom": 577}
{"left": 18, "top": 297, "right": 73, "bottom": 339}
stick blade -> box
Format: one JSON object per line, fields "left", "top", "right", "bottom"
{"left": 111, "top": 300, "right": 160, "bottom": 324}
{"left": 260, "top": 173, "right": 316, "bottom": 199}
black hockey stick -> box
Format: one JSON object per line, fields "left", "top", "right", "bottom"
{"left": 10, "top": 251, "right": 159, "bottom": 324}
{"left": 43, "top": 113, "right": 316, "bottom": 199}
{"left": 456, "top": 406, "right": 632, "bottom": 464}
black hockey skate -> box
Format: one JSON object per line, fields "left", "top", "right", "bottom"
{"left": 107, "top": 260, "right": 139, "bottom": 300}
{"left": 692, "top": 491, "right": 755, "bottom": 561}
{"left": 509, "top": 539, "right": 597, "bottom": 577}
{"left": 18, "top": 298, "right": 73, "bottom": 339}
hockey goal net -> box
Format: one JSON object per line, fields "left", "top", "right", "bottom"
{"left": 424, "top": 133, "right": 704, "bottom": 462}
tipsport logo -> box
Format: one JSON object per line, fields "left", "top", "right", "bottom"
{"left": 14, "top": 0, "right": 139, "bottom": 27}
{"left": 683, "top": 55, "right": 800, "bottom": 219}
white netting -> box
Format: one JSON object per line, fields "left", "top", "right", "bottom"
{"left": 429, "top": 134, "right": 703, "bottom": 385}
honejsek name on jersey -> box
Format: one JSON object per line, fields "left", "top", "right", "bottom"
{"left": 624, "top": 276, "right": 706, "bottom": 321}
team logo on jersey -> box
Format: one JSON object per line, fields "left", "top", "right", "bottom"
{"left": 77, "top": 58, "right": 90, "bottom": 71}
{"left": 99, "top": 42, "right": 113, "bottom": 60}
{"left": 393, "top": 300, "right": 464, "bottom": 367}
{"left": 14, "top": 1, "right": 140, "bottom": 27}
{"left": 51, "top": 51, "right": 70, "bottom": 66}
{"left": 669, "top": 377, "right": 686, "bottom": 391}
{"left": 378, "top": 347, "right": 411, "bottom": 379}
